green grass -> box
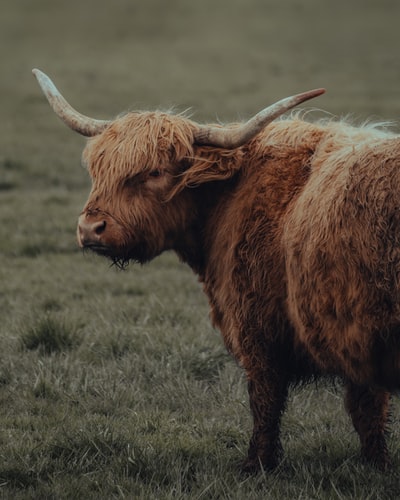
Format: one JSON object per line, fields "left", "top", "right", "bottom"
{"left": 1, "top": 0, "right": 400, "bottom": 497}
{"left": 1, "top": 252, "right": 400, "bottom": 499}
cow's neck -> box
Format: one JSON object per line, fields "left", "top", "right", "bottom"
{"left": 173, "top": 178, "right": 238, "bottom": 279}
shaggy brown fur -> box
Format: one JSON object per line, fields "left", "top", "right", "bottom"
{"left": 78, "top": 110, "right": 400, "bottom": 472}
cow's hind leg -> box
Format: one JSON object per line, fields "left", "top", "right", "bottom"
{"left": 345, "top": 382, "right": 391, "bottom": 470}
{"left": 241, "top": 346, "right": 289, "bottom": 474}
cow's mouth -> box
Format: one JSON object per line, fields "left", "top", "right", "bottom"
{"left": 83, "top": 243, "right": 111, "bottom": 255}
{"left": 82, "top": 241, "right": 151, "bottom": 268}
{"left": 82, "top": 243, "right": 129, "bottom": 269}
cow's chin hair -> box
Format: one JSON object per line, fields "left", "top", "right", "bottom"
{"left": 109, "top": 255, "right": 131, "bottom": 270}
{"left": 84, "top": 242, "right": 159, "bottom": 270}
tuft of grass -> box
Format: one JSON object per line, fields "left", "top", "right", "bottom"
{"left": 1, "top": 158, "right": 25, "bottom": 170}
{"left": 0, "top": 181, "right": 16, "bottom": 191}
{"left": 182, "top": 346, "right": 229, "bottom": 382}
{"left": 20, "top": 314, "right": 81, "bottom": 355}
{"left": 18, "top": 242, "right": 59, "bottom": 258}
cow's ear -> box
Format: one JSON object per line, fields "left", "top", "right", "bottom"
{"left": 168, "top": 147, "right": 244, "bottom": 199}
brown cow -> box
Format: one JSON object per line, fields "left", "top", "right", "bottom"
{"left": 33, "top": 68, "right": 399, "bottom": 472}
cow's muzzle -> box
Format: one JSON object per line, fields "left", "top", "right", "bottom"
{"left": 77, "top": 213, "right": 107, "bottom": 249}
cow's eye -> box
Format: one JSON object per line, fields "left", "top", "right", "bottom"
{"left": 149, "top": 169, "right": 162, "bottom": 178}
{"left": 124, "top": 176, "right": 138, "bottom": 188}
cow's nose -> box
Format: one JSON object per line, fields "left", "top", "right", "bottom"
{"left": 78, "top": 214, "right": 106, "bottom": 246}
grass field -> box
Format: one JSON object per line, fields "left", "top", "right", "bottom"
{"left": 1, "top": 0, "right": 400, "bottom": 498}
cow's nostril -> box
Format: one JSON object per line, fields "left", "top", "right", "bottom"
{"left": 94, "top": 220, "right": 106, "bottom": 235}
{"left": 77, "top": 214, "right": 108, "bottom": 247}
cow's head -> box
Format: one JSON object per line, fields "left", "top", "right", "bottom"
{"left": 33, "top": 69, "right": 324, "bottom": 267}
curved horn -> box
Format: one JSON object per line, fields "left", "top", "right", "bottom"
{"left": 194, "top": 88, "right": 326, "bottom": 149}
{"left": 32, "top": 69, "right": 111, "bottom": 137}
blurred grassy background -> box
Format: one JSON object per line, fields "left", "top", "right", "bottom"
{"left": 2, "top": 0, "right": 400, "bottom": 189}
{"left": 2, "top": 0, "right": 400, "bottom": 175}
{"left": 3, "top": 0, "right": 400, "bottom": 126}
{"left": 1, "top": 1, "right": 400, "bottom": 498}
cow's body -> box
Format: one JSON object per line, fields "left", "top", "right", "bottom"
{"left": 34, "top": 69, "right": 399, "bottom": 472}
{"left": 177, "top": 118, "right": 398, "bottom": 470}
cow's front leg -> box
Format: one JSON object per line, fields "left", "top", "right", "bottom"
{"left": 345, "top": 382, "right": 391, "bottom": 470}
{"left": 241, "top": 352, "right": 289, "bottom": 474}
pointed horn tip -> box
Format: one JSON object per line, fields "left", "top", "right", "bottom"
{"left": 301, "top": 88, "right": 326, "bottom": 100}
{"left": 311, "top": 88, "right": 326, "bottom": 96}
{"left": 32, "top": 68, "right": 56, "bottom": 95}
{"left": 32, "top": 68, "right": 45, "bottom": 81}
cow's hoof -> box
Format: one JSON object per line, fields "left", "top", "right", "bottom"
{"left": 363, "top": 451, "right": 392, "bottom": 472}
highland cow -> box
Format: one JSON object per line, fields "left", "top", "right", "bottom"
{"left": 33, "top": 68, "right": 400, "bottom": 472}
